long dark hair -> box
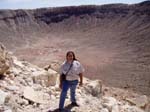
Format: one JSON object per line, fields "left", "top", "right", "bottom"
{"left": 66, "top": 51, "right": 77, "bottom": 61}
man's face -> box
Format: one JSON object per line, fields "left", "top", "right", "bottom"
{"left": 67, "top": 53, "right": 74, "bottom": 61}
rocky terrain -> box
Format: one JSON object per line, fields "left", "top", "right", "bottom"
{"left": 0, "top": 0, "right": 150, "bottom": 97}
{"left": 0, "top": 43, "right": 150, "bottom": 112}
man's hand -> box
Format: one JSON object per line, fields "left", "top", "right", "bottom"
{"left": 59, "top": 83, "right": 62, "bottom": 89}
{"left": 79, "top": 73, "right": 83, "bottom": 87}
{"left": 79, "top": 81, "right": 83, "bottom": 86}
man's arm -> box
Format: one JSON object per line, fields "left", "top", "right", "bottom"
{"left": 79, "top": 73, "right": 83, "bottom": 86}
{"left": 59, "top": 75, "right": 63, "bottom": 89}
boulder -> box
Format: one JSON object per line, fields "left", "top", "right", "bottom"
{"left": 102, "top": 97, "right": 118, "bottom": 112}
{"left": 10, "top": 67, "right": 22, "bottom": 76}
{"left": 32, "top": 69, "right": 58, "bottom": 87}
{"left": 49, "top": 61, "right": 61, "bottom": 72}
{"left": 0, "top": 62, "right": 9, "bottom": 75}
{"left": 145, "top": 103, "right": 150, "bottom": 112}
{"left": 0, "top": 44, "right": 9, "bottom": 76}
{"left": 12, "top": 57, "right": 24, "bottom": 68}
{"left": 23, "top": 86, "right": 50, "bottom": 104}
{"left": 100, "top": 108, "right": 109, "bottom": 112}
{"left": 83, "top": 80, "right": 102, "bottom": 97}
{"left": 16, "top": 97, "right": 29, "bottom": 106}
{"left": 126, "top": 95, "right": 149, "bottom": 108}
{"left": 4, "top": 109, "right": 12, "bottom": 112}
{"left": 0, "top": 90, "right": 10, "bottom": 105}
{"left": 5, "top": 85, "right": 19, "bottom": 91}
{"left": 112, "top": 104, "right": 119, "bottom": 112}
{"left": 44, "top": 64, "right": 51, "bottom": 71}
{"left": 121, "top": 104, "right": 144, "bottom": 112}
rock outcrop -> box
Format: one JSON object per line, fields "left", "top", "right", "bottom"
{"left": 0, "top": 90, "right": 10, "bottom": 105}
{"left": 0, "top": 44, "right": 149, "bottom": 112}
{"left": 0, "top": 1, "right": 150, "bottom": 96}
{"left": 32, "top": 69, "right": 58, "bottom": 87}
{"left": 83, "top": 80, "right": 102, "bottom": 97}
{"left": 0, "top": 43, "right": 10, "bottom": 77}
{"left": 23, "top": 86, "right": 50, "bottom": 104}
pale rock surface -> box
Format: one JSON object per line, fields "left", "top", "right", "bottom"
{"left": 83, "top": 80, "right": 102, "bottom": 97}
{"left": 120, "top": 104, "right": 145, "bottom": 112}
{"left": 100, "top": 108, "right": 109, "bottom": 112}
{"left": 32, "top": 69, "right": 58, "bottom": 87}
{"left": 112, "top": 104, "right": 119, "bottom": 112}
{"left": 23, "top": 86, "right": 50, "bottom": 104}
{"left": 48, "top": 61, "right": 61, "bottom": 72}
{"left": 12, "top": 57, "right": 24, "bottom": 68}
{"left": 0, "top": 44, "right": 9, "bottom": 76}
{"left": 4, "top": 109, "right": 12, "bottom": 112}
{"left": 145, "top": 103, "right": 150, "bottom": 112}
{"left": 0, "top": 90, "right": 10, "bottom": 105}
{"left": 102, "top": 97, "right": 118, "bottom": 112}
{"left": 126, "top": 95, "right": 149, "bottom": 108}
{"left": 0, "top": 44, "right": 149, "bottom": 112}
{"left": 5, "top": 85, "right": 19, "bottom": 91}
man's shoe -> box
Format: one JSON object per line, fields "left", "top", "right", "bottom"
{"left": 58, "top": 108, "right": 63, "bottom": 112}
{"left": 71, "top": 102, "right": 79, "bottom": 107}
{"left": 58, "top": 108, "right": 67, "bottom": 112}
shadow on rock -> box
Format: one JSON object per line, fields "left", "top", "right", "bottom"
{"left": 47, "top": 104, "right": 76, "bottom": 112}
{"left": 0, "top": 74, "right": 5, "bottom": 80}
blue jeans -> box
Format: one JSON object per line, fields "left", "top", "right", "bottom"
{"left": 59, "top": 80, "right": 78, "bottom": 109}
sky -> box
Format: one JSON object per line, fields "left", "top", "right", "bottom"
{"left": 0, "top": 0, "right": 145, "bottom": 9}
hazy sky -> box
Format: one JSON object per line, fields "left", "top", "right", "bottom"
{"left": 0, "top": 0, "right": 145, "bottom": 9}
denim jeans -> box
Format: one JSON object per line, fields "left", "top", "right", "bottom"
{"left": 59, "top": 80, "right": 78, "bottom": 109}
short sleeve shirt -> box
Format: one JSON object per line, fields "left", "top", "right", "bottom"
{"left": 60, "top": 60, "right": 84, "bottom": 81}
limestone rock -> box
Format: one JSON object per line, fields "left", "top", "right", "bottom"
{"left": 5, "top": 86, "right": 19, "bottom": 91}
{"left": 16, "top": 97, "right": 29, "bottom": 106}
{"left": 83, "top": 80, "right": 102, "bottom": 97}
{"left": 12, "top": 57, "right": 24, "bottom": 68}
{"left": 0, "top": 90, "right": 10, "bottom": 105}
{"left": 126, "top": 95, "right": 149, "bottom": 108}
{"left": 22, "top": 99, "right": 29, "bottom": 105}
{"left": 23, "top": 86, "right": 50, "bottom": 104}
{"left": 112, "top": 104, "right": 119, "bottom": 112}
{"left": 4, "top": 109, "right": 12, "bottom": 112}
{"left": 100, "top": 108, "right": 109, "bottom": 112}
{"left": 44, "top": 64, "right": 51, "bottom": 71}
{"left": 102, "top": 97, "right": 118, "bottom": 112}
{"left": 32, "top": 84, "right": 43, "bottom": 91}
{"left": 0, "top": 63, "right": 9, "bottom": 76}
{"left": 10, "top": 67, "right": 22, "bottom": 76}
{"left": 0, "top": 43, "right": 149, "bottom": 112}
{"left": 32, "top": 69, "right": 58, "bottom": 87}
{"left": 121, "top": 105, "right": 145, "bottom": 112}
{"left": 0, "top": 44, "right": 9, "bottom": 76}
{"left": 49, "top": 61, "right": 61, "bottom": 72}
{"left": 145, "top": 103, "right": 150, "bottom": 112}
